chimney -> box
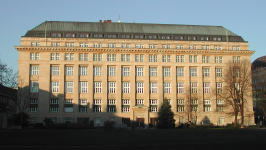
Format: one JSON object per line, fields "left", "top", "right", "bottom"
{"left": 99, "top": 20, "right": 102, "bottom": 23}
{"left": 104, "top": 20, "right": 112, "bottom": 23}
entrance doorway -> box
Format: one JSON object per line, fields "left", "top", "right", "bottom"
{"left": 136, "top": 118, "right": 145, "bottom": 128}
{"left": 150, "top": 118, "right": 158, "bottom": 128}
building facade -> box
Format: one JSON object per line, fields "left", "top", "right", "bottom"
{"left": 15, "top": 20, "right": 255, "bottom": 127}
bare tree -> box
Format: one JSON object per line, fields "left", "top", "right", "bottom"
{"left": 217, "top": 59, "right": 252, "bottom": 128}
{"left": 0, "top": 59, "right": 17, "bottom": 88}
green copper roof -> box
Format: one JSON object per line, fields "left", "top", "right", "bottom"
{"left": 28, "top": 21, "right": 238, "bottom": 36}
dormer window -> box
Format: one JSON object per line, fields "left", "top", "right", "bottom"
{"left": 166, "top": 36, "right": 170, "bottom": 39}
{"left": 51, "top": 33, "right": 61, "bottom": 37}
{"left": 135, "top": 35, "right": 139, "bottom": 39}
{"left": 80, "top": 33, "right": 89, "bottom": 38}
{"left": 126, "top": 35, "right": 130, "bottom": 38}
{"left": 162, "top": 36, "right": 165, "bottom": 39}
{"left": 121, "top": 35, "right": 126, "bottom": 38}
{"left": 66, "top": 33, "right": 75, "bottom": 37}
{"left": 139, "top": 35, "right": 144, "bottom": 39}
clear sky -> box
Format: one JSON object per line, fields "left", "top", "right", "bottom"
{"left": 0, "top": 0, "right": 265, "bottom": 72}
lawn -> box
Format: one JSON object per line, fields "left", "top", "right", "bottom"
{"left": 0, "top": 128, "right": 265, "bottom": 150}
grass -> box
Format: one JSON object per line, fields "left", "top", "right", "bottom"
{"left": 0, "top": 128, "right": 265, "bottom": 150}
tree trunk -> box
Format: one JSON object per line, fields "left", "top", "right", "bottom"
{"left": 234, "top": 113, "right": 238, "bottom": 128}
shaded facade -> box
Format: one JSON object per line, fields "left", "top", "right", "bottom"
{"left": 15, "top": 20, "right": 255, "bottom": 127}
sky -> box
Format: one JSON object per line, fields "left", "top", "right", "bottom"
{"left": 0, "top": 0, "right": 265, "bottom": 72}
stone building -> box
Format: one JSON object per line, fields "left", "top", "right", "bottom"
{"left": 15, "top": 20, "right": 255, "bottom": 127}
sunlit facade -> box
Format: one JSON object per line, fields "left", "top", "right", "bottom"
{"left": 15, "top": 20, "right": 255, "bottom": 127}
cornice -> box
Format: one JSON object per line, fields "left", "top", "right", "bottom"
{"left": 14, "top": 46, "right": 255, "bottom": 55}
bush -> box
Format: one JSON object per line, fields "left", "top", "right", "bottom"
{"left": 12, "top": 112, "right": 30, "bottom": 128}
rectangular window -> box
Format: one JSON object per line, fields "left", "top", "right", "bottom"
{"left": 56, "top": 53, "right": 60, "bottom": 61}
{"left": 79, "top": 66, "right": 88, "bottom": 76}
{"left": 108, "top": 82, "right": 116, "bottom": 93}
{"left": 216, "top": 82, "right": 223, "bottom": 94}
{"left": 79, "top": 82, "right": 88, "bottom": 93}
{"left": 203, "top": 68, "right": 210, "bottom": 77}
{"left": 164, "top": 82, "right": 171, "bottom": 93}
{"left": 51, "top": 53, "right": 55, "bottom": 60}
{"left": 79, "top": 53, "right": 88, "bottom": 61}
{"left": 122, "top": 82, "right": 130, "bottom": 93}
{"left": 30, "top": 81, "right": 39, "bottom": 93}
{"left": 203, "top": 82, "right": 210, "bottom": 93}
{"left": 150, "top": 82, "right": 158, "bottom": 93}
{"left": 216, "top": 68, "right": 222, "bottom": 77}
{"left": 51, "top": 82, "right": 59, "bottom": 93}
{"left": 108, "top": 99, "right": 116, "bottom": 112}
{"left": 93, "top": 99, "right": 102, "bottom": 112}
{"left": 136, "top": 82, "right": 144, "bottom": 93}
{"left": 233, "top": 56, "right": 236, "bottom": 63}
{"left": 177, "top": 82, "right": 184, "bottom": 93}
{"left": 108, "top": 66, "right": 116, "bottom": 76}
{"left": 204, "top": 99, "right": 211, "bottom": 112}
{"left": 149, "top": 55, "right": 157, "bottom": 62}
{"left": 65, "top": 66, "right": 74, "bottom": 76}
{"left": 190, "top": 68, "right": 197, "bottom": 77}
{"left": 181, "top": 55, "right": 184, "bottom": 62}
{"left": 122, "top": 67, "right": 130, "bottom": 76}
{"left": 136, "top": 99, "right": 144, "bottom": 105}
{"left": 122, "top": 99, "right": 130, "bottom": 112}
{"left": 163, "top": 67, "right": 171, "bottom": 76}
{"left": 107, "top": 54, "right": 116, "bottom": 61}
{"left": 65, "top": 81, "right": 74, "bottom": 93}
{"left": 136, "top": 67, "right": 144, "bottom": 76}
{"left": 217, "top": 99, "right": 224, "bottom": 112}
{"left": 177, "top": 99, "right": 184, "bottom": 112}
{"left": 149, "top": 67, "right": 157, "bottom": 76}
{"left": 30, "top": 65, "right": 39, "bottom": 75}
{"left": 176, "top": 67, "right": 184, "bottom": 77}
{"left": 79, "top": 99, "right": 87, "bottom": 112}
{"left": 94, "top": 82, "right": 102, "bottom": 93}
{"left": 150, "top": 99, "right": 158, "bottom": 112}
{"left": 163, "top": 55, "right": 170, "bottom": 62}
{"left": 30, "top": 53, "right": 39, "bottom": 60}
{"left": 191, "top": 82, "right": 197, "bottom": 93}
{"left": 93, "top": 54, "right": 102, "bottom": 61}
{"left": 121, "top": 54, "right": 130, "bottom": 62}
{"left": 51, "top": 66, "right": 59, "bottom": 75}
{"left": 94, "top": 66, "right": 102, "bottom": 76}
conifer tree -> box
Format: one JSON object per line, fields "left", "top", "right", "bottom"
{"left": 157, "top": 99, "right": 175, "bottom": 128}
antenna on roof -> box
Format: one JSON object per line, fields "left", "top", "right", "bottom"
{"left": 118, "top": 15, "right": 121, "bottom": 23}
{"left": 226, "top": 30, "right": 228, "bottom": 50}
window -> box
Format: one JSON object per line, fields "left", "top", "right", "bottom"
{"left": 215, "top": 56, "right": 223, "bottom": 63}
{"left": 135, "top": 44, "right": 139, "bottom": 48}
{"left": 154, "top": 45, "right": 157, "bottom": 49}
{"left": 65, "top": 53, "right": 74, "bottom": 61}
{"left": 31, "top": 42, "right": 36, "bottom": 46}
{"left": 79, "top": 99, "right": 87, "bottom": 112}
{"left": 108, "top": 66, "right": 116, "bottom": 76}
{"left": 163, "top": 67, "right": 171, "bottom": 76}
{"left": 193, "top": 45, "right": 197, "bottom": 49}
{"left": 108, "top": 82, "right": 116, "bottom": 93}
{"left": 108, "top": 99, "right": 116, "bottom": 112}
{"left": 176, "top": 67, "right": 184, "bottom": 77}
{"left": 121, "top": 44, "right": 126, "bottom": 48}
{"left": 164, "top": 82, "right": 171, "bottom": 93}
{"left": 50, "top": 99, "right": 59, "bottom": 104}
{"left": 121, "top": 54, "right": 130, "bottom": 62}
{"left": 122, "top": 82, "right": 130, "bottom": 93}
{"left": 79, "top": 66, "right": 88, "bottom": 76}
{"left": 217, "top": 99, "right": 224, "bottom": 112}
{"left": 219, "top": 46, "right": 222, "bottom": 50}
{"left": 150, "top": 82, "right": 158, "bottom": 93}
{"left": 177, "top": 82, "right": 184, "bottom": 93}
{"left": 70, "top": 43, "right": 74, "bottom": 47}
{"left": 176, "top": 55, "right": 184, "bottom": 62}
{"left": 135, "top": 54, "right": 144, "bottom": 62}
{"left": 216, "top": 82, "right": 223, "bottom": 93}
{"left": 190, "top": 68, "right": 197, "bottom": 77}
{"left": 232, "top": 46, "right": 236, "bottom": 50}
{"left": 237, "top": 56, "right": 240, "bottom": 63}
{"left": 176, "top": 45, "right": 180, "bottom": 49}
{"left": 79, "top": 82, "right": 88, "bottom": 93}
{"left": 203, "top": 68, "right": 210, "bottom": 77}
{"left": 136, "top": 99, "right": 144, "bottom": 105}
{"left": 51, "top": 43, "right": 56, "bottom": 47}
{"left": 163, "top": 55, "right": 171, "bottom": 62}
{"left": 30, "top": 53, "right": 39, "bottom": 60}
{"left": 51, "top": 66, "right": 59, "bottom": 75}
{"left": 66, "top": 43, "right": 70, "bottom": 47}
{"left": 94, "top": 66, "right": 102, "bottom": 76}
{"left": 51, "top": 82, "right": 59, "bottom": 93}
{"left": 107, "top": 54, "right": 116, "bottom": 61}
{"left": 64, "top": 99, "right": 73, "bottom": 112}
{"left": 65, "top": 81, "right": 74, "bottom": 93}
{"left": 189, "top": 45, "right": 192, "bottom": 49}
{"left": 149, "top": 44, "right": 153, "bottom": 49}
{"left": 126, "top": 44, "right": 130, "bottom": 48}
{"left": 30, "top": 81, "right": 39, "bottom": 93}
{"left": 66, "top": 33, "right": 75, "bottom": 37}
{"left": 65, "top": 66, "right": 74, "bottom": 76}
{"left": 204, "top": 100, "right": 211, "bottom": 112}
{"left": 149, "top": 67, "right": 157, "bottom": 76}
{"left": 136, "top": 82, "right": 144, "bottom": 93}
{"left": 216, "top": 68, "right": 222, "bottom": 77}
{"left": 150, "top": 99, "right": 157, "bottom": 112}
{"left": 191, "top": 82, "right": 197, "bottom": 93}
{"left": 30, "top": 65, "right": 39, "bottom": 75}
{"left": 149, "top": 55, "right": 158, "bottom": 62}
{"left": 189, "top": 55, "right": 197, "bottom": 63}
{"left": 122, "top": 99, "right": 130, "bottom": 112}
{"left": 140, "top": 44, "right": 144, "bottom": 48}
{"left": 122, "top": 67, "right": 130, "bottom": 76}
{"left": 177, "top": 99, "right": 184, "bottom": 112}
{"left": 94, "top": 82, "right": 102, "bottom": 93}
{"left": 180, "top": 45, "right": 184, "bottom": 49}
{"left": 93, "top": 54, "right": 102, "bottom": 61}
{"left": 191, "top": 99, "right": 198, "bottom": 112}
{"left": 93, "top": 99, "right": 102, "bottom": 112}
{"left": 202, "top": 56, "right": 210, "bottom": 63}
{"left": 234, "top": 68, "right": 240, "bottom": 77}
{"left": 79, "top": 53, "right": 88, "bottom": 61}
{"left": 203, "top": 82, "right": 210, "bottom": 93}
{"left": 236, "top": 47, "right": 240, "bottom": 51}
{"left": 136, "top": 67, "right": 144, "bottom": 76}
